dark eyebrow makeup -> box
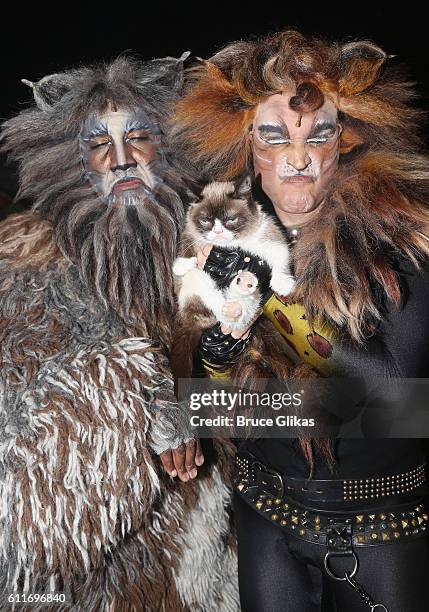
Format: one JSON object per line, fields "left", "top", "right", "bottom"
{"left": 258, "top": 122, "right": 291, "bottom": 139}
{"left": 309, "top": 121, "right": 337, "bottom": 136}
{"left": 82, "top": 122, "right": 109, "bottom": 141}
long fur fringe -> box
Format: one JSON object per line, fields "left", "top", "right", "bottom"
{"left": 0, "top": 54, "right": 240, "bottom": 611}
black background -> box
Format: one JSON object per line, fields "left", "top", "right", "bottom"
{"left": 0, "top": 4, "right": 427, "bottom": 201}
{"left": 1, "top": 6, "right": 427, "bottom": 117}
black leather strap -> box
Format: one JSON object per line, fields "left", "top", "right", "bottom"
{"left": 199, "top": 321, "right": 254, "bottom": 367}
{"left": 236, "top": 449, "right": 427, "bottom": 504}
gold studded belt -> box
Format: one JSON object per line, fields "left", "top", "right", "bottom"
{"left": 235, "top": 451, "right": 427, "bottom": 504}
{"left": 234, "top": 451, "right": 429, "bottom": 547}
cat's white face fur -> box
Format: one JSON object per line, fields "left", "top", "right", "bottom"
{"left": 186, "top": 180, "right": 259, "bottom": 246}
{"left": 204, "top": 218, "right": 236, "bottom": 245}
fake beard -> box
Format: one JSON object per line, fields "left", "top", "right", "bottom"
{"left": 55, "top": 180, "right": 183, "bottom": 323}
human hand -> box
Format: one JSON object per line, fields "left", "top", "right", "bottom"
{"left": 196, "top": 244, "right": 213, "bottom": 270}
{"left": 220, "top": 306, "right": 262, "bottom": 338}
{"left": 159, "top": 437, "right": 204, "bottom": 482}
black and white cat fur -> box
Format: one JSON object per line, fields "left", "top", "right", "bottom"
{"left": 173, "top": 177, "right": 295, "bottom": 330}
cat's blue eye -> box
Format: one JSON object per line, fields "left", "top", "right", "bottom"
{"left": 226, "top": 218, "right": 238, "bottom": 225}
{"left": 199, "top": 219, "right": 211, "bottom": 226}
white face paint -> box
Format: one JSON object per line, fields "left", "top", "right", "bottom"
{"left": 80, "top": 106, "right": 161, "bottom": 206}
{"left": 252, "top": 92, "right": 341, "bottom": 215}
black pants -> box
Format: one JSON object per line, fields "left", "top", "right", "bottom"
{"left": 234, "top": 492, "right": 429, "bottom": 612}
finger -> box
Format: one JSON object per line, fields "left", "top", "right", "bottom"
{"left": 196, "top": 249, "right": 206, "bottom": 269}
{"left": 195, "top": 438, "right": 204, "bottom": 467}
{"left": 231, "top": 319, "right": 256, "bottom": 339}
{"left": 196, "top": 244, "right": 213, "bottom": 269}
{"left": 202, "top": 244, "right": 212, "bottom": 258}
{"left": 172, "top": 444, "right": 189, "bottom": 482}
{"left": 160, "top": 450, "right": 177, "bottom": 477}
{"left": 184, "top": 438, "right": 198, "bottom": 478}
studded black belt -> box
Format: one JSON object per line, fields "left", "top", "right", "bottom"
{"left": 234, "top": 451, "right": 428, "bottom": 611}
{"left": 235, "top": 450, "right": 427, "bottom": 504}
{"left": 233, "top": 450, "right": 429, "bottom": 547}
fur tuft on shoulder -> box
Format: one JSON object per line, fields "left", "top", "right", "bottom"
{"left": 292, "top": 150, "right": 429, "bottom": 341}
{"left": 0, "top": 212, "right": 60, "bottom": 271}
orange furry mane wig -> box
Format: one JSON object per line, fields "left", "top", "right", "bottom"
{"left": 173, "top": 30, "right": 429, "bottom": 341}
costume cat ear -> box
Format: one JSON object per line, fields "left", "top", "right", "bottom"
{"left": 21, "top": 73, "right": 73, "bottom": 111}
{"left": 234, "top": 175, "right": 252, "bottom": 199}
{"left": 338, "top": 41, "right": 387, "bottom": 96}
{"left": 137, "top": 51, "right": 191, "bottom": 93}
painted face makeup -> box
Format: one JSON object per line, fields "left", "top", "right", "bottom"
{"left": 252, "top": 92, "right": 341, "bottom": 215}
{"left": 80, "top": 106, "right": 161, "bottom": 206}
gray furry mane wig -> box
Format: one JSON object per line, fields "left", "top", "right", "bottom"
{"left": 0, "top": 54, "right": 190, "bottom": 331}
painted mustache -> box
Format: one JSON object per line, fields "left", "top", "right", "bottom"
{"left": 278, "top": 166, "right": 317, "bottom": 181}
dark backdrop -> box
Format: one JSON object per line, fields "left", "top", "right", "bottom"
{"left": 1, "top": 5, "right": 427, "bottom": 209}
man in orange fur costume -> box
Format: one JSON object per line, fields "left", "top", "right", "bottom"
{"left": 173, "top": 30, "right": 429, "bottom": 610}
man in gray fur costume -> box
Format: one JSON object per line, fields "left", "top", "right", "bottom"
{"left": 0, "top": 56, "right": 239, "bottom": 611}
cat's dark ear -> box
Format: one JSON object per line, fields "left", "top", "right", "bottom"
{"left": 234, "top": 175, "right": 252, "bottom": 199}
{"left": 185, "top": 182, "right": 205, "bottom": 207}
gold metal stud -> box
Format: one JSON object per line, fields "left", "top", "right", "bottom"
{"left": 271, "top": 514, "right": 279, "bottom": 521}
{"left": 292, "top": 516, "right": 299, "bottom": 525}
{"left": 401, "top": 520, "right": 409, "bottom": 528}
{"left": 274, "top": 498, "right": 282, "bottom": 505}
{"left": 255, "top": 501, "right": 263, "bottom": 509}
{"left": 371, "top": 533, "right": 378, "bottom": 541}
{"left": 357, "top": 534, "right": 366, "bottom": 544}
{"left": 381, "top": 532, "right": 390, "bottom": 541}
{"left": 280, "top": 520, "right": 287, "bottom": 526}
{"left": 393, "top": 531, "right": 401, "bottom": 539}
{"left": 299, "top": 528, "right": 306, "bottom": 536}
{"left": 356, "top": 515, "right": 364, "bottom": 523}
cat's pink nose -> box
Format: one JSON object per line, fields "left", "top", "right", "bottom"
{"left": 214, "top": 228, "right": 223, "bottom": 234}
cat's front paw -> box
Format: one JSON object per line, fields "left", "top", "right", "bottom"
{"left": 270, "top": 272, "right": 295, "bottom": 296}
{"left": 222, "top": 299, "right": 243, "bottom": 320}
{"left": 173, "top": 257, "right": 197, "bottom": 276}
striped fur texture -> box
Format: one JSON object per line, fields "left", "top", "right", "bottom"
{"left": 0, "top": 54, "right": 239, "bottom": 611}
{"left": 0, "top": 214, "right": 239, "bottom": 611}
